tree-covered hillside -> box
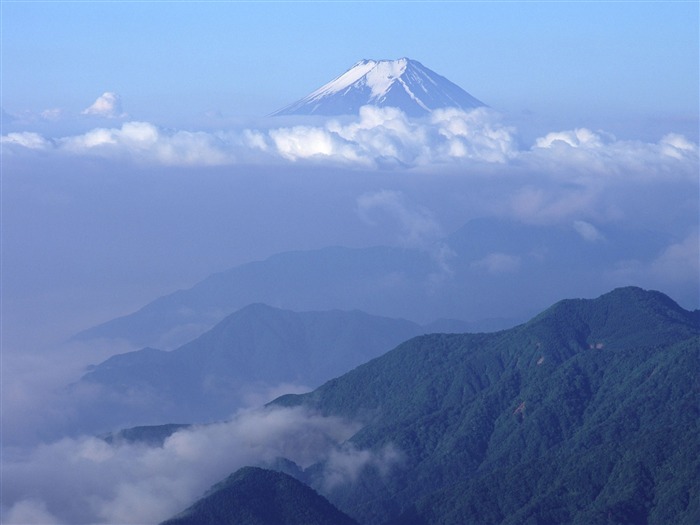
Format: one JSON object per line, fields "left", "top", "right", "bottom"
{"left": 160, "top": 466, "right": 357, "bottom": 525}
{"left": 273, "top": 287, "right": 700, "bottom": 524}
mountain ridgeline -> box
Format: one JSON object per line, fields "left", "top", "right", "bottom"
{"left": 161, "top": 467, "right": 358, "bottom": 525}
{"left": 152, "top": 287, "right": 700, "bottom": 524}
{"left": 76, "top": 304, "right": 480, "bottom": 430}
{"left": 250, "top": 287, "right": 698, "bottom": 524}
{"left": 73, "top": 217, "right": 676, "bottom": 351}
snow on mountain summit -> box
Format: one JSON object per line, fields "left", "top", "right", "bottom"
{"left": 271, "top": 58, "right": 486, "bottom": 117}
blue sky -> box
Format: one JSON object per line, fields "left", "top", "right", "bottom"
{"left": 3, "top": 1, "right": 698, "bottom": 135}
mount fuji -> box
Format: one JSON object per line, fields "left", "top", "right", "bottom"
{"left": 271, "top": 57, "right": 486, "bottom": 117}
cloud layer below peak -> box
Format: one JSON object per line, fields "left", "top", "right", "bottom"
{"left": 3, "top": 106, "right": 696, "bottom": 176}
{"left": 2, "top": 406, "right": 398, "bottom": 525}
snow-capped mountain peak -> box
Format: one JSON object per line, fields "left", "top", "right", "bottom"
{"left": 271, "top": 58, "right": 486, "bottom": 117}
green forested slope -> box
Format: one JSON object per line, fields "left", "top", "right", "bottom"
{"left": 160, "top": 466, "right": 358, "bottom": 525}
{"left": 274, "top": 287, "right": 699, "bottom": 524}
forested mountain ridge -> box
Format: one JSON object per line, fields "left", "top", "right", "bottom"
{"left": 161, "top": 466, "right": 358, "bottom": 525}
{"left": 271, "top": 287, "right": 699, "bottom": 524}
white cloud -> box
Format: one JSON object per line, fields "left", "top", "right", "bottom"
{"left": 327, "top": 106, "right": 432, "bottom": 165}
{"left": 357, "top": 190, "right": 443, "bottom": 248}
{"left": 3, "top": 499, "right": 60, "bottom": 525}
{"left": 269, "top": 124, "right": 365, "bottom": 164}
{"left": 59, "top": 121, "right": 233, "bottom": 165}
{"left": 82, "top": 92, "right": 126, "bottom": 119}
{"left": 0, "top": 132, "right": 51, "bottom": 150}
{"left": 264, "top": 106, "right": 429, "bottom": 167}
{"left": 431, "top": 107, "right": 516, "bottom": 162}
{"left": 573, "top": 220, "right": 604, "bottom": 242}
{"left": 357, "top": 190, "right": 455, "bottom": 286}
{"left": 659, "top": 133, "right": 699, "bottom": 160}
{"left": 2, "top": 106, "right": 522, "bottom": 168}
{"left": 1, "top": 109, "right": 697, "bottom": 178}
{"left": 40, "top": 108, "right": 63, "bottom": 121}
{"left": 528, "top": 128, "right": 698, "bottom": 181}
{"left": 507, "top": 185, "right": 601, "bottom": 225}
{"left": 2, "top": 406, "right": 378, "bottom": 525}
{"left": 534, "top": 128, "right": 605, "bottom": 149}
{"left": 242, "top": 128, "right": 270, "bottom": 151}
{"left": 322, "top": 443, "right": 402, "bottom": 491}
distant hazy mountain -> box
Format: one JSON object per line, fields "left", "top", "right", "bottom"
{"left": 101, "top": 423, "right": 190, "bottom": 447}
{"left": 74, "top": 246, "right": 435, "bottom": 349}
{"left": 270, "top": 58, "right": 486, "bottom": 117}
{"left": 74, "top": 218, "right": 673, "bottom": 351}
{"left": 77, "top": 304, "right": 449, "bottom": 428}
{"left": 267, "top": 287, "right": 699, "bottom": 524}
{"left": 160, "top": 466, "right": 358, "bottom": 525}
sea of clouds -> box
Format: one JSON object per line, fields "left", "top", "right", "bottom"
{"left": 2, "top": 405, "right": 401, "bottom": 524}
{"left": 2, "top": 104, "right": 698, "bottom": 524}
{"left": 3, "top": 105, "right": 697, "bottom": 173}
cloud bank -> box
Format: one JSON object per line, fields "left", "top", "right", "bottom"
{"left": 59, "top": 121, "right": 232, "bottom": 166}
{"left": 2, "top": 406, "right": 396, "bottom": 525}
{"left": 3, "top": 106, "right": 696, "bottom": 183}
